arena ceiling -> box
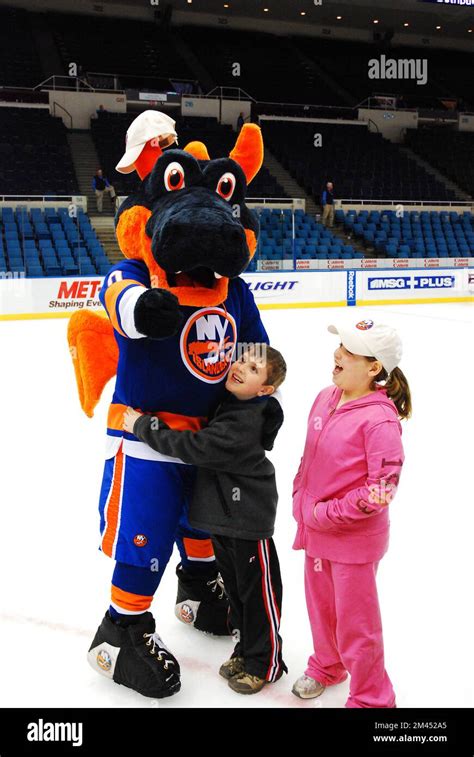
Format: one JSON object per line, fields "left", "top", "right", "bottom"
{"left": 189, "top": 1, "right": 474, "bottom": 39}
{"left": 3, "top": 0, "right": 474, "bottom": 40}
{"left": 114, "top": 0, "right": 474, "bottom": 39}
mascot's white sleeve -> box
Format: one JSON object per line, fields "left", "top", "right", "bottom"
{"left": 99, "top": 262, "right": 150, "bottom": 339}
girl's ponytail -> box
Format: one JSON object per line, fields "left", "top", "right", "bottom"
{"left": 367, "top": 361, "right": 412, "bottom": 420}
{"left": 383, "top": 366, "right": 412, "bottom": 420}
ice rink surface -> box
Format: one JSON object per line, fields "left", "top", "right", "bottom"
{"left": 0, "top": 301, "right": 473, "bottom": 709}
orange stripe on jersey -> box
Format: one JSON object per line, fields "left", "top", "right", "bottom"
{"left": 157, "top": 410, "right": 207, "bottom": 432}
{"left": 101, "top": 443, "right": 125, "bottom": 558}
{"left": 108, "top": 402, "right": 207, "bottom": 433}
{"left": 111, "top": 585, "right": 153, "bottom": 613}
{"left": 104, "top": 279, "right": 144, "bottom": 337}
{"left": 183, "top": 537, "right": 215, "bottom": 560}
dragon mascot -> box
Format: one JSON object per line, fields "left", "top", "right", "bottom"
{"left": 68, "top": 111, "right": 271, "bottom": 698}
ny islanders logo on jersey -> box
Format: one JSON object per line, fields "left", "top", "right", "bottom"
{"left": 180, "top": 308, "right": 237, "bottom": 383}
{"left": 133, "top": 534, "right": 148, "bottom": 547}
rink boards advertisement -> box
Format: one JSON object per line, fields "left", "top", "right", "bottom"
{"left": 0, "top": 268, "right": 472, "bottom": 320}
{"left": 357, "top": 268, "right": 473, "bottom": 305}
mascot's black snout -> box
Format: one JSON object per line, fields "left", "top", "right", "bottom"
{"left": 146, "top": 186, "right": 251, "bottom": 279}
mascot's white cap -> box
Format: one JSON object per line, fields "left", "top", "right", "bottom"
{"left": 116, "top": 110, "right": 178, "bottom": 173}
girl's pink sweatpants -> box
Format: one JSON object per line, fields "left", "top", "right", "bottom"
{"left": 304, "top": 555, "right": 396, "bottom": 708}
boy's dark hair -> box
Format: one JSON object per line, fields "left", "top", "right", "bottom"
{"left": 264, "top": 345, "right": 287, "bottom": 389}
{"left": 236, "top": 343, "right": 287, "bottom": 389}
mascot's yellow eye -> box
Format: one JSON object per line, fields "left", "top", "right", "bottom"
{"left": 164, "top": 161, "right": 186, "bottom": 191}
{"left": 216, "top": 172, "right": 236, "bottom": 201}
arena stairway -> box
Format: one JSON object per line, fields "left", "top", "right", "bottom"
{"left": 67, "top": 130, "right": 116, "bottom": 216}
{"left": 263, "top": 147, "right": 319, "bottom": 217}
{"left": 90, "top": 216, "right": 122, "bottom": 264}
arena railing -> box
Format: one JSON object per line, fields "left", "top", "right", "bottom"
{"left": 356, "top": 95, "right": 417, "bottom": 112}
{"left": 205, "top": 87, "right": 256, "bottom": 102}
{"left": 87, "top": 71, "right": 199, "bottom": 95}
{"left": 0, "top": 87, "right": 49, "bottom": 105}
{"left": 247, "top": 197, "right": 303, "bottom": 207}
{"left": 116, "top": 196, "right": 305, "bottom": 211}
{"left": 257, "top": 102, "right": 358, "bottom": 120}
{"left": 339, "top": 199, "right": 473, "bottom": 210}
{"left": 355, "top": 94, "right": 470, "bottom": 116}
{"left": 0, "top": 195, "right": 88, "bottom": 211}
{"left": 33, "top": 76, "right": 125, "bottom": 95}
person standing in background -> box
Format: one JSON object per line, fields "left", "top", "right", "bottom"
{"left": 92, "top": 168, "right": 117, "bottom": 213}
{"left": 321, "top": 181, "right": 335, "bottom": 228}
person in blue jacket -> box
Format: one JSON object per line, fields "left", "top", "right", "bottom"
{"left": 92, "top": 168, "right": 116, "bottom": 212}
{"left": 321, "top": 181, "right": 335, "bottom": 228}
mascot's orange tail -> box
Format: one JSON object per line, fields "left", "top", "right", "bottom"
{"left": 67, "top": 310, "right": 118, "bottom": 417}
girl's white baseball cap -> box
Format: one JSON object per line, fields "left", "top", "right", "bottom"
{"left": 328, "top": 319, "right": 403, "bottom": 374}
{"left": 116, "top": 111, "right": 178, "bottom": 173}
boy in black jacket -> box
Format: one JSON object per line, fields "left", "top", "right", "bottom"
{"left": 123, "top": 343, "right": 287, "bottom": 694}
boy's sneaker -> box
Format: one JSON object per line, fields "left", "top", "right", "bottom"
{"left": 87, "top": 611, "right": 181, "bottom": 699}
{"left": 219, "top": 656, "right": 245, "bottom": 680}
{"left": 175, "top": 564, "right": 231, "bottom": 636}
{"left": 292, "top": 674, "right": 325, "bottom": 699}
{"left": 228, "top": 667, "right": 285, "bottom": 695}
{"left": 228, "top": 671, "right": 266, "bottom": 694}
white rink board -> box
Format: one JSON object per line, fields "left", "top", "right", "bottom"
{"left": 357, "top": 268, "right": 472, "bottom": 303}
{"left": 0, "top": 277, "right": 103, "bottom": 317}
{"left": 0, "top": 272, "right": 347, "bottom": 318}
{"left": 0, "top": 269, "right": 471, "bottom": 319}
{"left": 243, "top": 271, "right": 347, "bottom": 306}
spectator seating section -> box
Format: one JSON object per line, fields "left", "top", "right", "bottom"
{"left": 262, "top": 120, "right": 457, "bottom": 203}
{"left": 180, "top": 27, "right": 474, "bottom": 111}
{"left": 294, "top": 38, "right": 474, "bottom": 110}
{"left": 0, "top": 206, "right": 359, "bottom": 278}
{"left": 0, "top": 207, "right": 112, "bottom": 277}
{"left": 244, "top": 208, "right": 364, "bottom": 271}
{"left": 0, "top": 6, "right": 44, "bottom": 87}
{"left": 49, "top": 12, "right": 195, "bottom": 92}
{"left": 91, "top": 112, "right": 287, "bottom": 199}
{"left": 406, "top": 127, "right": 474, "bottom": 199}
{"left": 337, "top": 208, "right": 474, "bottom": 259}
{"left": 179, "top": 26, "right": 342, "bottom": 106}
{"left": 0, "top": 108, "right": 79, "bottom": 196}
{"left": 0, "top": 7, "right": 473, "bottom": 112}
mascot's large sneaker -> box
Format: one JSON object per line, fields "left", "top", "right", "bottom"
{"left": 175, "top": 564, "right": 231, "bottom": 636}
{"left": 87, "top": 611, "right": 181, "bottom": 699}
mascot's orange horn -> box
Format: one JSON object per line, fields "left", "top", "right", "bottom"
{"left": 184, "top": 141, "right": 210, "bottom": 161}
{"left": 229, "top": 124, "right": 263, "bottom": 185}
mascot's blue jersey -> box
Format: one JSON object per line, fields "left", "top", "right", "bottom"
{"left": 99, "top": 259, "right": 269, "bottom": 451}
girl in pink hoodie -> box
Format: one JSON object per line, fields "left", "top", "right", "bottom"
{"left": 292, "top": 318, "right": 411, "bottom": 708}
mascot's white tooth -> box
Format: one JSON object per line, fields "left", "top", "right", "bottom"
{"left": 175, "top": 270, "right": 182, "bottom": 274}
{"left": 214, "top": 273, "right": 223, "bottom": 279}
